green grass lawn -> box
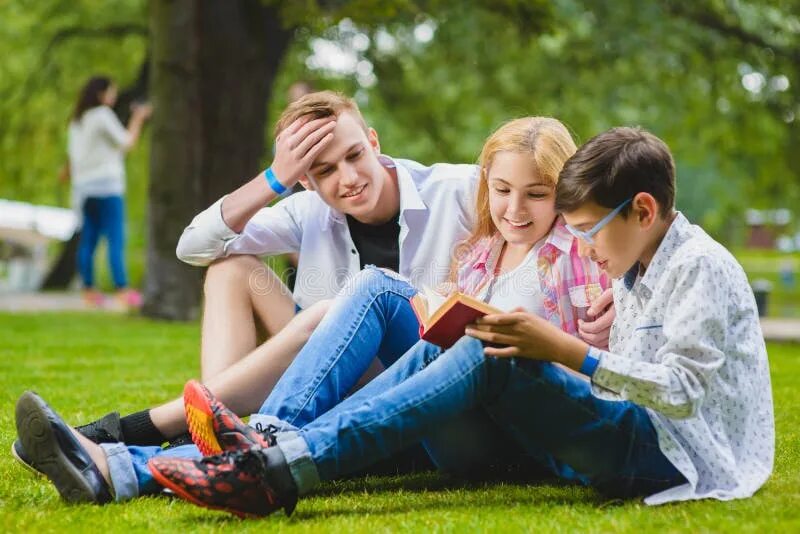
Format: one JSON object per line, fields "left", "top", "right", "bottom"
{"left": 1, "top": 313, "right": 798, "bottom": 533}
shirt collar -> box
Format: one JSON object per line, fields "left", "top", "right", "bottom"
{"left": 321, "top": 155, "right": 425, "bottom": 232}
{"left": 474, "top": 217, "right": 573, "bottom": 274}
{"left": 542, "top": 217, "right": 575, "bottom": 256}
{"left": 472, "top": 234, "right": 505, "bottom": 273}
{"left": 625, "top": 211, "right": 691, "bottom": 293}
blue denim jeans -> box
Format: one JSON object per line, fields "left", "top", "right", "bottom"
{"left": 277, "top": 335, "right": 685, "bottom": 498}
{"left": 254, "top": 267, "right": 422, "bottom": 431}
{"left": 109, "top": 267, "right": 423, "bottom": 497}
{"left": 77, "top": 195, "right": 127, "bottom": 288}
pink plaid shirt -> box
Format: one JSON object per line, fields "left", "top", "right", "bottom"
{"left": 453, "top": 218, "right": 609, "bottom": 335}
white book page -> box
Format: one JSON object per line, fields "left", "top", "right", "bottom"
{"left": 420, "top": 285, "right": 448, "bottom": 316}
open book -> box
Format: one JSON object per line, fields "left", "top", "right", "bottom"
{"left": 409, "top": 286, "right": 501, "bottom": 349}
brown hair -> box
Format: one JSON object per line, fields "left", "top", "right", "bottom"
{"left": 274, "top": 90, "right": 367, "bottom": 137}
{"left": 72, "top": 76, "right": 112, "bottom": 121}
{"left": 555, "top": 126, "right": 675, "bottom": 218}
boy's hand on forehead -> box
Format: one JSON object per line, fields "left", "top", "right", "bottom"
{"left": 272, "top": 116, "right": 336, "bottom": 188}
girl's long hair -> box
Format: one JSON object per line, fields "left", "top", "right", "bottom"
{"left": 71, "top": 76, "right": 112, "bottom": 122}
{"left": 449, "top": 117, "right": 578, "bottom": 282}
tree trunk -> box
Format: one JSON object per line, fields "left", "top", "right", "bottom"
{"left": 143, "top": 0, "right": 292, "bottom": 320}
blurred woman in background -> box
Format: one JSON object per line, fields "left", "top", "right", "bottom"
{"left": 64, "top": 76, "right": 151, "bottom": 309}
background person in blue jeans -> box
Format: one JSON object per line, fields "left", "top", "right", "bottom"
{"left": 147, "top": 127, "right": 773, "bottom": 517}
{"left": 66, "top": 75, "right": 151, "bottom": 309}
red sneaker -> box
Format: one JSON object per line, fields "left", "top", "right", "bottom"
{"left": 148, "top": 449, "right": 294, "bottom": 518}
{"left": 183, "top": 380, "right": 274, "bottom": 457}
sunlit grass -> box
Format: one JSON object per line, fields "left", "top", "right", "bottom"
{"left": 1, "top": 313, "right": 798, "bottom": 532}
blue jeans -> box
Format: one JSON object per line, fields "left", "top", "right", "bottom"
{"left": 77, "top": 195, "right": 127, "bottom": 288}
{"left": 272, "top": 321, "right": 685, "bottom": 498}
{"left": 113, "top": 268, "right": 423, "bottom": 497}
{"left": 255, "top": 268, "right": 422, "bottom": 430}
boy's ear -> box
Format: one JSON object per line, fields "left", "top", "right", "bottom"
{"left": 632, "top": 192, "right": 658, "bottom": 229}
{"left": 367, "top": 127, "right": 381, "bottom": 154}
{"left": 297, "top": 175, "right": 316, "bottom": 191}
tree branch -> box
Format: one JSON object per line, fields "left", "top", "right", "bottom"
{"left": 667, "top": 2, "right": 800, "bottom": 63}
{"left": 7, "top": 23, "right": 149, "bottom": 107}
{"left": 42, "top": 23, "right": 149, "bottom": 58}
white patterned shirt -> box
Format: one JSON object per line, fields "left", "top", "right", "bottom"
{"left": 588, "top": 213, "right": 774, "bottom": 505}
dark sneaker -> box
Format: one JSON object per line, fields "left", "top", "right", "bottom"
{"left": 12, "top": 411, "right": 124, "bottom": 476}
{"left": 11, "top": 439, "right": 42, "bottom": 477}
{"left": 148, "top": 448, "right": 295, "bottom": 518}
{"left": 15, "top": 391, "right": 112, "bottom": 504}
{"left": 74, "top": 411, "right": 124, "bottom": 444}
{"left": 183, "top": 380, "right": 274, "bottom": 456}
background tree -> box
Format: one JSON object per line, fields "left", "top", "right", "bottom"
{"left": 144, "top": 0, "right": 291, "bottom": 319}
{"left": 1, "top": 0, "right": 797, "bottom": 319}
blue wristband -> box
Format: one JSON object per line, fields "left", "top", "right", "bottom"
{"left": 264, "top": 167, "right": 287, "bottom": 195}
{"left": 579, "top": 347, "right": 600, "bottom": 377}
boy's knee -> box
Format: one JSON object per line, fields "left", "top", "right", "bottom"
{"left": 205, "top": 255, "right": 276, "bottom": 293}
{"left": 342, "top": 266, "right": 411, "bottom": 298}
{"left": 293, "top": 299, "right": 332, "bottom": 336}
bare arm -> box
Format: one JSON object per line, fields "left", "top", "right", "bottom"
{"left": 122, "top": 104, "right": 152, "bottom": 152}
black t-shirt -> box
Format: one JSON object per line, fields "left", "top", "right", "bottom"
{"left": 346, "top": 214, "right": 400, "bottom": 271}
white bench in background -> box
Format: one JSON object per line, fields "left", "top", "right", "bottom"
{"left": 0, "top": 199, "right": 78, "bottom": 291}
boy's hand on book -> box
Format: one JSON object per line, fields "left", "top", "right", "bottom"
{"left": 466, "top": 308, "right": 589, "bottom": 371}
{"left": 578, "top": 288, "right": 615, "bottom": 349}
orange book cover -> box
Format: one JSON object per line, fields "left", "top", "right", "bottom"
{"left": 410, "top": 288, "right": 501, "bottom": 349}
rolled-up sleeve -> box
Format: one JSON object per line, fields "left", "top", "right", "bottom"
{"left": 590, "top": 257, "right": 728, "bottom": 418}
{"left": 99, "top": 107, "right": 132, "bottom": 148}
{"left": 176, "top": 194, "right": 304, "bottom": 266}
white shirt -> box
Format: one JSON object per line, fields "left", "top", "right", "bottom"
{"left": 477, "top": 242, "right": 546, "bottom": 316}
{"left": 588, "top": 213, "right": 774, "bottom": 504}
{"left": 176, "top": 157, "right": 479, "bottom": 309}
{"left": 68, "top": 106, "right": 130, "bottom": 189}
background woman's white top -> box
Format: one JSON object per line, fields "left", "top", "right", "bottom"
{"left": 68, "top": 106, "right": 130, "bottom": 200}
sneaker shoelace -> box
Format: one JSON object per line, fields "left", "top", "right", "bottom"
{"left": 253, "top": 422, "right": 279, "bottom": 446}
{"left": 208, "top": 448, "right": 277, "bottom": 504}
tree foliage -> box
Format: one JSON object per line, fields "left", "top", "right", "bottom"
{"left": 1, "top": 0, "right": 798, "bottom": 303}
{"left": 0, "top": 0, "right": 148, "bottom": 203}
{"left": 270, "top": 0, "right": 800, "bottom": 239}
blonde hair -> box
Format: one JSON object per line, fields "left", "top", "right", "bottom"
{"left": 274, "top": 90, "right": 367, "bottom": 137}
{"left": 447, "top": 117, "right": 577, "bottom": 284}
{"left": 470, "top": 117, "right": 577, "bottom": 244}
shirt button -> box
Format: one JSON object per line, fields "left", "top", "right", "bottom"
{"left": 351, "top": 249, "right": 357, "bottom": 254}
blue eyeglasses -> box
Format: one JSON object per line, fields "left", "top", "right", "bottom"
{"left": 564, "top": 198, "right": 632, "bottom": 245}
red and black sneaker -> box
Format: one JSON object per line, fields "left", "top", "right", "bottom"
{"left": 148, "top": 448, "right": 296, "bottom": 518}
{"left": 183, "top": 379, "right": 274, "bottom": 456}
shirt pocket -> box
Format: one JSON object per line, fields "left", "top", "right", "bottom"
{"left": 568, "top": 283, "right": 604, "bottom": 321}
{"left": 631, "top": 323, "right": 667, "bottom": 357}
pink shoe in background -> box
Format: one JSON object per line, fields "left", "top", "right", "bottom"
{"left": 117, "top": 289, "right": 143, "bottom": 310}
{"left": 82, "top": 289, "right": 105, "bottom": 308}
